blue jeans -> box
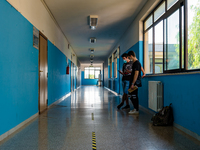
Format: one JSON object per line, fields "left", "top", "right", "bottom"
{"left": 122, "top": 80, "right": 129, "bottom": 94}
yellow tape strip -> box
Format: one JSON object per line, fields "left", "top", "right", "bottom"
{"left": 92, "top": 132, "right": 97, "bottom": 150}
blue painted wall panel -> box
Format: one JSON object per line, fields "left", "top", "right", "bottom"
{"left": 139, "top": 74, "right": 200, "bottom": 136}
{"left": 48, "top": 41, "right": 71, "bottom": 106}
{"left": 0, "top": 0, "right": 38, "bottom": 135}
{"left": 81, "top": 71, "right": 98, "bottom": 85}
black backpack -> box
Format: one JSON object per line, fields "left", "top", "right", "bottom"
{"left": 151, "top": 103, "right": 174, "bottom": 126}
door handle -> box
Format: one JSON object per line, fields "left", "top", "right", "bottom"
{"left": 39, "top": 70, "right": 43, "bottom": 72}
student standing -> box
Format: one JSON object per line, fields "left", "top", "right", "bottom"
{"left": 127, "top": 51, "right": 142, "bottom": 115}
{"left": 117, "top": 53, "right": 132, "bottom": 110}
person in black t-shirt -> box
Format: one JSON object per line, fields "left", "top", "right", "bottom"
{"left": 127, "top": 51, "right": 142, "bottom": 115}
{"left": 117, "top": 53, "right": 132, "bottom": 110}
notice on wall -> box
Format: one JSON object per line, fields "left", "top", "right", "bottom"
{"left": 33, "top": 26, "right": 39, "bottom": 49}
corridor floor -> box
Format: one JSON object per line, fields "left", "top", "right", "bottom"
{"left": 0, "top": 86, "right": 200, "bottom": 150}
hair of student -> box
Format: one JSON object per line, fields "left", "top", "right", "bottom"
{"left": 121, "top": 53, "right": 128, "bottom": 58}
{"left": 128, "top": 51, "right": 136, "bottom": 57}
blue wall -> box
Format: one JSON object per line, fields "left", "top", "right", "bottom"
{"left": 139, "top": 74, "right": 200, "bottom": 136}
{"left": 0, "top": 0, "right": 38, "bottom": 136}
{"left": 48, "top": 41, "right": 71, "bottom": 106}
{"left": 81, "top": 71, "right": 98, "bottom": 85}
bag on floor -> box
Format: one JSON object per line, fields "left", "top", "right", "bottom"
{"left": 151, "top": 103, "right": 174, "bottom": 126}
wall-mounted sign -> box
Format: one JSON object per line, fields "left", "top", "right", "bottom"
{"left": 33, "top": 26, "right": 39, "bottom": 49}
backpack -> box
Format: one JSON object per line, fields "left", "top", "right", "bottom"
{"left": 151, "top": 103, "right": 174, "bottom": 126}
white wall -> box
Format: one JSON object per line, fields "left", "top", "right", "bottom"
{"left": 6, "top": 0, "right": 77, "bottom": 65}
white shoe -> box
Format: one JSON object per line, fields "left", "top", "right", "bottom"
{"left": 128, "top": 109, "right": 139, "bottom": 115}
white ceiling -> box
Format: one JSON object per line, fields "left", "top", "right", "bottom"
{"left": 44, "top": 0, "right": 147, "bottom": 64}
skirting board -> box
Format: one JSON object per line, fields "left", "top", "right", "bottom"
{"left": 104, "top": 86, "right": 118, "bottom": 96}
{"left": 140, "top": 105, "right": 200, "bottom": 141}
{"left": 0, "top": 113, "right": 38, "bottom": 142}
{"left": 48, "top": 92, "right": 71, "bottom": 109}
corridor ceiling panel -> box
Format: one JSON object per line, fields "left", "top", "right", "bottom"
{"left": 44, "top": 0, "right": 147, "bottom": 63}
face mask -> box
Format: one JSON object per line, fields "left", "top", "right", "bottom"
{"left": 123, "top": 60, "right": 127, "bottom": 63}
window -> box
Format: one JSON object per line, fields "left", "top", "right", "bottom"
{"left": 109, "top": 57, "right": 112, "bottom": 78}
{"left": 144, "top": 28, "right": 153, "bottom": 74}
{"left": 114, "top": 50, "right": 118, "bottom": 78}
{"left": 144, "top": 0, "right": 200, "bottom": 74}
{"left": 167, "top": 0, "right": 178, "bottom": 10}
{"left": 188, "top": 0, "right": 200, "bottom": 70}
{"left": 84, "top": 67, "right": 101, "bottom": 79}
{"left": 164, "top": 10, "right": 180, "bottom": 71}
{"left": 154, "top": 1, "right": 165, "bottom": 22}
{"left": 155, "top": 21, "right": 164, "bottom": 73}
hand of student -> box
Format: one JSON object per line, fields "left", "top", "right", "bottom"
{"left": 126, "top": 69, "right": 131, "bottom": 73}
{"left": 131, "top": 84, "right": 134, "bottom": 89}
{"left": 142, "top": 73, "right": 146, "bottom": 78}
{"left": 119, "top": 70, "right": 124, "bottom": 75}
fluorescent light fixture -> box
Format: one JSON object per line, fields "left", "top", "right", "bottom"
{"left": 90, "top": 54, "right": 94, "bottom": 58}
{"left": 90, "top": 15, "right": 98, "bottom": 30}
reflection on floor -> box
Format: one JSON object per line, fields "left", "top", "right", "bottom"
{"left": 0, "top": 86, "right": 200, "bottom": 150}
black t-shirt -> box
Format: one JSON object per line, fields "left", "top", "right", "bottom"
{"left": 122, "top": 61, "right": 133, "bottom": 81}
{"left": 130, "top": 60, "right": 142, "bottom": 87}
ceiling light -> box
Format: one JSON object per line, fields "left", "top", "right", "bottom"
{"left": 90, "top": 48, "right": 94, "bottom": 53}
{"left": 90, "top": 38, "right": 96, "bottom": 43}
{"left": 90, "top": 15, "right": 98, "bottom": 30}
{"left": 90, "top": 54, "right": 94, "bottom": 58}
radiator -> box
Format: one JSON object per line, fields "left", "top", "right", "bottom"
{"left": 148, "top": 81, "right": 163, "bottom": 112}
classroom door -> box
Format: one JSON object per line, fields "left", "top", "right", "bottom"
{"left": 39, "top": 33, "right": 48, "bottom": 113}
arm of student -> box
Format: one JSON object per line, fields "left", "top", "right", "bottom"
{"left": 131, "top": 70, "right": 139, "bottom": 89}
{"left": 119, "top": 70, "right": 124, "bottom": 75}
{"left": 141, "top": 67, "right": 146, "bottom": 78}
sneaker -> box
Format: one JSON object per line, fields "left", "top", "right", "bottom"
{"left": 128, "top": 109, "right": 139, "bottom": 115}
{"left": 122, "top": 105, "right": 130, "bottom": 110}
{"left": 117, "top": 102, "right": 124, "bottom": 109}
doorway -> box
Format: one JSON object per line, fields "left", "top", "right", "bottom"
{"left": 39, "top": 32, "right": 48, "bottom": 114}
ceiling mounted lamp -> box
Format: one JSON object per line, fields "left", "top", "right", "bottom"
{"left": 90, "top": 54, "right": 94, "bottom": 58}
{"left": 90, "top": 59, "right": 93, "bottom": 63}
{"left": 89, "top": 15, "right": 98, "bottom": 30}
{"left": 90, "top": 48, "right": 94, "bottom": 53}
{"left": 90, "top": 37, "right": 96, "bottom": 43}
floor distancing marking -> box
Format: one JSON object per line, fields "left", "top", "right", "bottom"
{"left": 92, "top": 132, "right": 97, "bottom": 150}
{"left": 92, "top": 113, "right": 94, "bottom": 120}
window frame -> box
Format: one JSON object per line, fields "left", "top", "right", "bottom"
{"left": 143, "top": 0, "right": 200, "bottom": 74}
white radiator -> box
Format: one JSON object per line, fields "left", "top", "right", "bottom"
{"left": 148, "top": 81, "right": 163, "bottom": 112}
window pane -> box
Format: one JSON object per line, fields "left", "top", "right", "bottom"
{"left": 144, "top": 28, "right": 153, "bottom": 74}
{"left": 95, "top": 70, "right": 100, "bottom": 79}
{"left": 154, "top": 2, "right": 165, "bottom": 22}
{"left": 89, "top": 68, "right": 94, "bottom": 79}
{"left": 188, "top": 0, "right": 200, "bottom": 70}
{"left": 155, "top": 21, "right": 163, "bottom": 73}
{"left": 84, "top": 69, "right": 89, "bottom": 79}
{"left": 167, "top": 0, "right": 178, "bottom": 10}
{"left": 145, "top": 15, "right": 153, "bottom": 30}
{"left": 164, "top": 10, "right": 180, "bottom": 70}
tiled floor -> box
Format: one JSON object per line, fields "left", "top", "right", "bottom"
{"left": 0, "top": 86, "right": 200, "bottom": 150}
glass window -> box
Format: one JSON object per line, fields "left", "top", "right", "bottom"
{"left": 155, "top": 21, "right": 164, "bottom": 73}
{"left": 145, "top": 15, "right": 153, "bottom": 30}
{"left": 164, "top": 10, "right": 180, "bottom": 70}
{"left": 167, "top": 0, "right": 178, "bottom": 10}
{"left": 84, "top": 67, "right": 101, "bottom": 79}
{"left": 144, "top": 28, "right": 153, "bottom": 74}
{"left": 188, "top": 0, "right": 200, "bottom": 70}
{"left": 95, "top": 70, "right": 100, "bottom": 79}
{"left": 154, "top": 2, "right": 165, "bottom": 22}
{"left": 109, "top": 57, "right": 112, "bottom": 77}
